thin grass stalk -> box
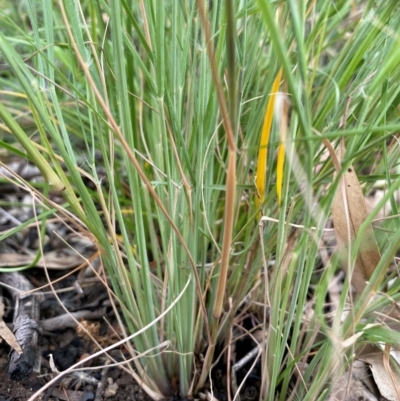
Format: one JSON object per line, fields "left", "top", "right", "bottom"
{"left": 194, "top": 0, "right": 237, "bottom": 391}
{"left": 226, "top": 0, "right": 237, "bottom": 137}
{"left": 213, "top": 150, "right": 237, "bottom": 320}
{"left": 213, "top": 0, "right": 238, "bottom": 320}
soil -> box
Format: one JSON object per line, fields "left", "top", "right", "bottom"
{"left": 0, "top": 365, "right": 153, "bottom": 401}
{"left": 0, "top": 327, "right": 157, "bottom": 401}
{"left": 0, "top": 268, "right": 162, "bottom": 401}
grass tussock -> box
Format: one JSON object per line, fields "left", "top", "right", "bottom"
{"left": 1, "top": 1, "right": 400, "bottom": 400}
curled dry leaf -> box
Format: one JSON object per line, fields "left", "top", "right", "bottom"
{"left": 331, "top": 140, "right": 381, "bottom": 295}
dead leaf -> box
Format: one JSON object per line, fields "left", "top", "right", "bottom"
{"left": 359, "top": 345, "right": 400, "bottom": 401}
{"left": 331, "top": 140, "right": 381, "bottom": 294}
{"left": 0, "top": 296, "right": 22, "bottom": 354}
{"left": 0, "top": 320, "right": 22, "bottom": 354}
{"left": 328, "top": 370, "right": 379, "bottom": 401}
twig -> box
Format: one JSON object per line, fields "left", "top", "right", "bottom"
{"left": 39, "top": 308, "right": 107, "bottom": 331}
{"left": 0, "top": 272, "right": 43, "bottom": 381}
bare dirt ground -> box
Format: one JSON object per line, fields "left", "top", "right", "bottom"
{"left": 0, "top": 324, "right": 157, "bottom": 401}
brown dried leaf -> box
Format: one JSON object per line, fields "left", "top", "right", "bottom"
{"left": 0, "top": 320, "right": 22, "bottom": 354}
{"left": 328, "top": 370, "right": 379, "bottom": 401}
{"left": 0, "top": 297, "right": 22, "bottom": 354}
{"left": 331, "top": 140, "right": 381, "bottom": 294}
{"left": 359, "top": 345, "right": 400, "bottom": 401}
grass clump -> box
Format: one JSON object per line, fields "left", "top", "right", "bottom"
{"left": 1, "top": 1, "right": 400, "bottom": 400}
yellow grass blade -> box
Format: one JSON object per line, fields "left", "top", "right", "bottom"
{"left": 276, "top": 143, "right": 285, "bottom": 204}
{"left": 276, "top": 86, "right": 288, "bottom": 205}
{"left": 255, "top": 68, "right": 282, "bottom": 210}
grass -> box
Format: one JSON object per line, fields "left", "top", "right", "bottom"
{"left": 1, "top": 0, "right": 400, "bottom": 400}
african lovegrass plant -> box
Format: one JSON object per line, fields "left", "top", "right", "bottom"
{"left": 1, "top": 1, "right": 400, "bottom": 400}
